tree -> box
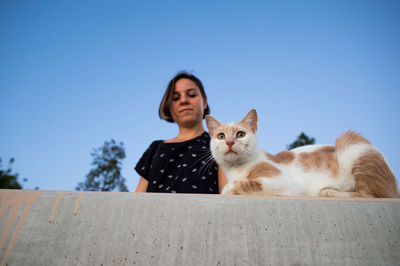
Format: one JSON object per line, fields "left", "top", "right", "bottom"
{"left": 287, "top": 132, "right": 316, "bottom": 150}
{"left": 76, "top": 139, "right": 128, "bottom": 192}
{"left": 0, "top": 158, "right": 24, "bottom": 189}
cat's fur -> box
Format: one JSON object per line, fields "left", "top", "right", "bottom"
{"left": 206, "top": 109, "right": 399, "bottom": 198}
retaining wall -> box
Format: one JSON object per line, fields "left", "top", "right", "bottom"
{"left": 0, "top": 190, "right": 399, "bottom": 265}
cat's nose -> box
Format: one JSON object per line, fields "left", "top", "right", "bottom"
{"left": 226, "top": 140, "right": 235, "bottom": 148}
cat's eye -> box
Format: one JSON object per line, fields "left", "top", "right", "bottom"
{"left": 237, "top": 131, "right": 246, "bottom": 138}
{"left": 217, "top": 133, "right": 226, "bottom": 140}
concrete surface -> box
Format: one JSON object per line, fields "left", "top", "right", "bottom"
{"left": 0, "top": 190, "right": 399, "bottom": 266}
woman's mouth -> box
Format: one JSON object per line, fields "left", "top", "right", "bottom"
{"left": 179, "top": 108, "right": 193, "bottom": 113}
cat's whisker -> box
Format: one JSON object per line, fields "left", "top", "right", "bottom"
{"left": 185, "top": 149, "right": 217, "bottom": 180}
{"left": 197, "top": 153, "right": 214, "bottom": 171}
{"left": 196, "top": 154, "right": 217, "bottom": 180}
{"left": 189, "top": 150, "right": 213, "bottom": 168}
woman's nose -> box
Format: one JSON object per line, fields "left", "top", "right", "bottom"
{"left": 179, "top": 94, "right": 189, "bottom": 104}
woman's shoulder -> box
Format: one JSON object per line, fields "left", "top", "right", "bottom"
{"left": 146, "top": 140, "right": 163, "bottom": 151}
{"left": 190, "top": 131, "right": 211, "bottom": 143}
{"left": 150, "top": 139, "right": 164, "bottom": 145}
{"left": 196, "top": 131, "right": 211, "bottom": 144}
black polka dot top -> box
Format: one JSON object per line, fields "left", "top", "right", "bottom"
{"left": 135, "top": 132, "right": 219, "bottom": 193}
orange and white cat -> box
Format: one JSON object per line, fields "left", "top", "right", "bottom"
{"left": 206, "top": 109, "right": 399, "bottom": 198}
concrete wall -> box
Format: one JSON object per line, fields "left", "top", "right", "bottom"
{"left": 0, "top": 189, "right": 399, "bottom": 266}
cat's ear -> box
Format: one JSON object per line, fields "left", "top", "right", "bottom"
{"left": 205, "top": 115, "right": 221, "bottom": 135}
{"left": 241, "top": 109, "right": 258, "bottom": 133}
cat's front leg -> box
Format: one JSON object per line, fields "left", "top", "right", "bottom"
{"left": 221, "top": 183, "right": 237, "bottom": 195}
{"left": 222, "top": 179, "right": 263, "bottom": 195}
{"left": 234, "top": 179, "right": 263, "bottom": 194}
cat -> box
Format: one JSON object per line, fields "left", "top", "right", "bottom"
{"left": 205, "top": 109, "right": 399, "bottom": 198}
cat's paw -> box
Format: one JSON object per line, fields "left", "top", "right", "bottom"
{"left": 221, "top": 183, "right": 235, "bottom": 195}
{"left": 319, "top": 188, "right": 338, "bottom": 197}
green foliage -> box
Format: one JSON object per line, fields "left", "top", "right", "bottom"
{"left": 287, "top": 132, "right": 316, "bottom": 150}
{"left": 76, "top": 139, "right": 128, "bottom": 192}
{"left": 0, "top": 158, "right": 23, "bottom": 189}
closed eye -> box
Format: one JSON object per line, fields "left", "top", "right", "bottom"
{"left": 171, "top": 89, "right": 198, "bottom": 101}
{"left": 172, "top": 93, "right": 180, "bottom": 101}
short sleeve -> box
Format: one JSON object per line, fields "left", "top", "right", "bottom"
{"left": 135, "top": 140, "right": 161, "bottom": 180}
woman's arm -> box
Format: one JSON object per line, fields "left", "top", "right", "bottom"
{"left": 135, "top": 177, "right": 149, "bottom": 192}
{"left": 218, "top": 166, "right": 228, "bottom": 193}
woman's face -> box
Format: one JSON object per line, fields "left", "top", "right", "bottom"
{"left": 170, "top": 78, "right": 207, "bottom": 127}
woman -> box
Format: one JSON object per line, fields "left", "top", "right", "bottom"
{"left": 135, "top": 72, "right": 227, "bottom": 193}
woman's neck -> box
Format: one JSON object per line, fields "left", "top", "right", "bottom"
{"left": 167, "top": 123, "right": 205, "bottom": 143}
{"left": 177, "top": 122, "right": 206, "bottom": 140}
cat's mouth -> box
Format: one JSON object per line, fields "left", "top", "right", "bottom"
{"left": 225, "top": 149, "right": 238, "bottom": 155}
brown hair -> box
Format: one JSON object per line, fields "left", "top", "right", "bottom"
{"left": 159, "top": 72, "right": 211, "bottom": 123}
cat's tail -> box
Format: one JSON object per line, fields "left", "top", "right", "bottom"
{"left": 335, "top": 131, "right": 399, "bottom": 198}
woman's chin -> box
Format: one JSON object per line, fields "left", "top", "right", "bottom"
{"left": 176, "top": 116, "right": 202, "bottom": 127}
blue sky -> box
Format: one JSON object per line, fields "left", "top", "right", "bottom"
{"left": 1, "top": 0, "right": 399, "bottom": 191}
